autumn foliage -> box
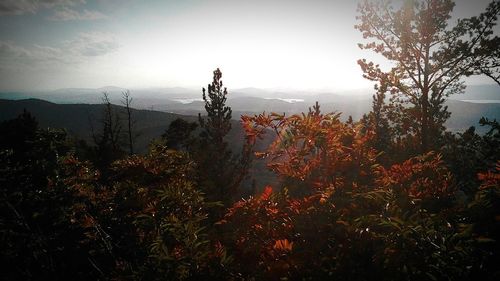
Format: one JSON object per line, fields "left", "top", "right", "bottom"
{"left": 1, "top": 86, "right": 499, "bottom": 281}
{"left": 218, "top": 104, "right": 497, "bottom": 280}
{"left": 1, "top": 0, "right": 500, "bottom": 278}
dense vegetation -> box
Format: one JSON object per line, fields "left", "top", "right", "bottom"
{"left": 1, "top": 1, "right": 499, "bottom": 280}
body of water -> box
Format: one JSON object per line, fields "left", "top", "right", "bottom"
{"left": 172, "top": 98, "right": 204, "bottom": 104}
{"left": 264, "top": 98, "right": 305, "bottom": 103}
{"left": 460, "top": 100, "right": 500, "bottom": 103}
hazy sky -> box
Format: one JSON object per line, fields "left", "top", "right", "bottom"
{"left": 0, "top": 0, "right": 497, "bottom": 92}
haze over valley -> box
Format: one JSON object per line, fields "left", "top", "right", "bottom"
{"left": 1, "top": 83, "right": 498, "bottom": 135}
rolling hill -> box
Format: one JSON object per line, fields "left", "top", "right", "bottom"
{"left": 0, "top": 98, "right": 199, "bottom": 153}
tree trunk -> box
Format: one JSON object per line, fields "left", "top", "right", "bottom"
{"left": 421, "top": 89, "right": 429, "bottom": 153}
{"left": 126, "top": 105, "right": 133, "bottom": 155}
{"left": 421, "top": 41, "right": 430, "bottom": 153}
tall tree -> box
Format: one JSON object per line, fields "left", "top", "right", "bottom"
{"left": 197, "top": 68, "right": 249, "bottom": 206}
{"left": 122, "top": 90, "right": 135, "bottom": 155}
{"left": 356, "top": 0, "right": 500, "bottom": 152}
{"left": 199, "top": 68, "right": 232, "bottom": 151}
{"left": 93, "top": 92, "right": 122, "bottom": 151}
{"left": 87, "top": 92, "right": 125, "bottom": 179}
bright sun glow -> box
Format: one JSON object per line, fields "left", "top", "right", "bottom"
{"left": 101, "top": 0, "right": 374, "bottom": 91}
{"left": 119, "top": 31, "right": 372, "bottom": 91}
{"left": 0, "top": 0, "right": 493, "bottom": 91}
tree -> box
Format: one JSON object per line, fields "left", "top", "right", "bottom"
{"left": 87, "top": 92, "right": 125, "bottom": 180}
{"left": 356, "top": 0, "right": 500, "bottom": 153}
{"left": 478, "top": 43, "right": 500, "bottom": 86}
{"left": 476, "top": 3, "right": 500, "bottom": 86}
{"left": 441, "top": 117, "right": 500, "bottom": 196}
{"left": 199, "top": 68, "right": 232, "bottom": 150}
{"left": 122, "top": 90, "right": 135, "bottom": 155}
{"left": 101, "top": 92, "right": 123, "bottom": 152}
{"left": 360, "top": 85, "right": 393, "bottom": 161}
{"left": 196, "top": 68, "right": 249, "bottom": 206}
{"left": 0, "top": 109, "right": 38, "bottom": 161}
{"left": 0, "top": 112, "right": 98, "bottom": 280}
{"left": 161, "top": 118, "right": 198, "bottom": 151}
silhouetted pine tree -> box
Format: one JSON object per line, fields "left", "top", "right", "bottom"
{"left": 196, "top": 68, "right": 249, "bottom": 206}
{"left": 364, "top": 84, "right": 393, "bottom": 156}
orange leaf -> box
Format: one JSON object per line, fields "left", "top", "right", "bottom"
{"left": 260, "top": 186, "right": 273, "bottom": 201}
{"left": 274, "top": 239, "right": 293, "bottom": 251}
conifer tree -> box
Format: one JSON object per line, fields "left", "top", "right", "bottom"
{"left": 196, "top": 68, "right": 248, "bottom": 206}
{"left": 362, "top": 84, "right": 393, "bottom": 155}
{"left": 357, "top": 0, "right": 500, "bottom": 153}
{"left": 199, "top": 68, "right": 232, "bottom": 149}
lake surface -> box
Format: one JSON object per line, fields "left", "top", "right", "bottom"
{"left": 461, "top": 100, "right": 500, "bottom": 103}
{"left": 264, "top": 98, "right": 305, "bottom": 103}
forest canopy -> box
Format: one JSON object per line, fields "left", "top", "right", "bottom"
{"left": 0, "top": 1, "right": 499, "bottom": 280}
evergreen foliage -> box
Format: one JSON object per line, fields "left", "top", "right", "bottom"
{"left": 1, "top": 1, "right": 499, "bottom": 280}
{"left": 162, "top": 118, "right": 198, "bottom": 151}
{"left": 356, "top": 0, "right": 500, "bottom": 153}
{"left": 196, "top": 68, "right": 250, "bottom": 206}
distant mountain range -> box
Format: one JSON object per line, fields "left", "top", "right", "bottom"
{"left": 0, "top": 83, "right": 499, "bottom": 136}
{"left": 1, "top": 84, "right": 498, "bottom": 110}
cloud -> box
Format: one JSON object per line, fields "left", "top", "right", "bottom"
{"left": 0, "top": 1, "right": 38, "bottom": 15}
{"left": 0, "top": 0, "right": 89, "bottom": 16}
{"left": 0, "top": 41, "right": 31, "bottom": 58}
{"left": 0, "top": 32, "right": 119, "bottom": 67}
{"left": 40, "top": 0, "right": 86, "bottom": 7}
{"left": 65, "top": 32, "right": 119, "bottom": 56}
{"left": 48, "top": 7, "right": 107, "bottom": 21}
{"left": 0, "top": 40, "right": 75, "bottom": 65}
{"left": 33, "top": 44, "right": 76, "bottom": 63}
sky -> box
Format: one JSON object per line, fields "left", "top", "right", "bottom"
{"left": 0, "top": 0, "right": 497, "bottom": 92}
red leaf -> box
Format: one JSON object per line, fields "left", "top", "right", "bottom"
{"left": 260, "top": 186, "right": 273, "bottom": 201}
